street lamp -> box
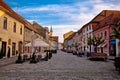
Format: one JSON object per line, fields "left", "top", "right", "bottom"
{"left": 31, "top": 31, "right": 35, "bottom": 55}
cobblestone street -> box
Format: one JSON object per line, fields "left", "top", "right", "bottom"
{"left": 0, "top": 50, "right": 120, "bottom": 80}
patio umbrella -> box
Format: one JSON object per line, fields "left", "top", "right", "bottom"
{"left": 25, "top": 38, "right": 49, "bottom": 47}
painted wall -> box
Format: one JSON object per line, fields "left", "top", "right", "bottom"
{"left": 93, "top": 26, "right": 110, "bottom": 55}
{"left": 0, "top": 10, "right": 24, "bottom": 57}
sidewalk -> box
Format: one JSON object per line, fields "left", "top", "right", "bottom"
{"left": 0, "top": 51, "right": 120, "bottom": 80}
{"left": 108, "top": 56, "right": 115, "bottom": 60}
{"left": 0, "top": 57, "right": 17, "bottom": 67}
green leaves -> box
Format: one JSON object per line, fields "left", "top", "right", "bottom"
{"left": 87, "top": 37, "right": 93, "bottom": 45}
{"left": 112, "top": 25, "right": 120, "bottom": 39}
{"left": 87, "top": 36, "right": 104, "bottom": 46}
{"left": 112, "top": 20, "right": 120, "bottom": 39}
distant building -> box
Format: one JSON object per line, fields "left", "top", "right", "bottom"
{"left": 65, "top": 32, "right": 76, "bottom": 52}
{"left": 32, "top": 21, "right": 47, "bottom": 40}
{"left": 63, "top": 31, "right": 74, "bottom": 50}
{"left": 49, "top": 26, "right": 53, "bottom": 36}
{"left": 63, "top": 31, "right": 74, "bottom": 39}
{"left": 58, "top": 43, "right": 63, "bottom": 50}
{"left": 48, "top": 26, "right": 59, "bottom": 50}
{"left": 49, "top": 36, "right": 59, "bottom": 50}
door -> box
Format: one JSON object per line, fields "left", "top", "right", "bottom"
{"left": 18, "top": 42, "right": 22, "bottom": 54}
{"left": 12, "top": 42, "right": 16, "bottom": 56}
{"left": 110, "top": 44, "right": 116, "bottom": 56}
{"left": 0, "top": 42, "right": 7, "bottom": 58}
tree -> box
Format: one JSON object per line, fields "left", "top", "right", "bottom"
{"left": 112, "top": 23, "right": 120, "bottom": 39}
{"left": 92, "top": 36, "right": 104, "bottom": 53}
{"left": 74, "top": 42, "right": 78, "bottom": 50}
{"left": 87, "top": 36, "right": 93, "bottom": 54}
{"left": 112, "top": 20, "right": 120, "bottom": 56}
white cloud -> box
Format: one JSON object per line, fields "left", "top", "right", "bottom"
{"left": 45, "top": 24, "right": 80, "bottom": 42}
{"left": 18, "top": 0, "right": 120, "bottom": 42}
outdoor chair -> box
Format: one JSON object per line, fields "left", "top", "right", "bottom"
{"left": 23, "top": 55, "right": 28, "bottom": 62}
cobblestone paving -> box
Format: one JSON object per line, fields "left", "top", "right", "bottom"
{"left": 0, "top": 50, "right": 120, "bottom": 80}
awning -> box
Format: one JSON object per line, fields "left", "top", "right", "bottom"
{"left": 101, "top": 43, "right": 106, "bottom": 47}
{"left": 98, "top": 43, "right": 106, "bottom": 47}
{"left": 110, "top": 40, "right": 116, "bottom": 45}
{"left": 98, "top": 44, "right": 102, "bottom": 47}
{"left": 25, "top": 38, "right": 49, "bottom": 47}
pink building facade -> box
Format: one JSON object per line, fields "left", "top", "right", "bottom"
{"left": 93, "top": 26, "right": 110, "bottom": 55}
{"left": 93, "top": 12, "right": 120, "bottom": 56}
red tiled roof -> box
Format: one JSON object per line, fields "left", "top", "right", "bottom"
{"left": 91, "top": 23, "right": 98, "bottom": 30}
{"left": 50, "top": 36, "right": 59, "bottom": 41}
{"left": 77, "top": 22, "right": 98, "bottom": 34}
{"left": 94, "top": 11, "right": 120, "bottom": 31}
{"left": 91, "top": 10, "right": 120, "bottom": 23}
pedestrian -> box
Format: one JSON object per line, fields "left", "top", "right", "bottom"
{"left": 77, "top": 50, "right": 79, "bottom": 56}
{"left": 84, "top": 48, "right": 88, "bottom": 57}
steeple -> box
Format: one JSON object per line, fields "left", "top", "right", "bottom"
{"left": 49, "top": 26, "right": 53, "bottom": 36}
{"left": 50, "top": 26, "right": 53, "bottom": 33}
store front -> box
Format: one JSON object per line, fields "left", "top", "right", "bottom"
{"left": 110, "top": 39, "right": 116, "bottom": 56}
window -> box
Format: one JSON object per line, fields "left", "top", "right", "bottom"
{"left": 101, "top": 32, "right": 103, "bottom": 37}
{"left": 87, "top": 33, "right": 88, "bottom": 38}
{"left": 89, "top": 25, "right": 91, "bottom": 30}
{"left": 97, "top": 34, "right": 99, "bottom": 37}
{"left": 104, "top": 31, "right": 107, "bottom": 39}
{"left": 87, "top": 27, "right": 88, "bottom": 31}
{"left": 20, "top": 26, "right": 22, "bottom": 35}
{"left": 13, "top": 22, "right": 16, "bottom": 32}
{"left": 8, "top": 39, "right": 11, "bottom": 45}
{"left": 3, "top": 17, "right": 7, "bottom": 29}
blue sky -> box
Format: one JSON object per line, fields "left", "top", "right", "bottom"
{"left": 3, "top": 0, "right": 120, "bottom": 42}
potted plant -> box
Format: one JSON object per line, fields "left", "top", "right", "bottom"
{"left": 49, "top": 51, "right": 52, "bottom": 59}
{"left": 30, "top": 53, "right": 37, "bottom": 63}
{"left": 7, "top": 47, "right": 10, "bottom": 58}
{"left": 45, "top": 52, "right": 49, "bottom": 61}
{"left": 15, "top": 53, "right": 23, "bottom": 63}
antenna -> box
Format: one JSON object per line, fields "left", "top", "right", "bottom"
{"left": 16, "top": 3, "right": 19, "bottom": 13}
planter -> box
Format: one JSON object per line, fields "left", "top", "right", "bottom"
{"left": 48, "top": 52, "right": 52, "bottom": 59}
{"left": 45, "top": 58, "right": 48, "bottom": 61}
{"left": 15, "top": 53, "right": 23, "bottom": 63}
{"left": 30, "top": 53, "right": 37, "bottom": 63}
{"left": 114, "top": 57, "right": 120, "bottom": 71}
{"left": 15, "top": 60, "right": 23, "bottom": 63}
{"left": 30, "top": 60, "right": 37, "bottom": 63}
{"left": 23, "top": 55, "right": 28, "bottom": 62}
{"left": 45, "top": 52, "right": 49, "bottom": 61}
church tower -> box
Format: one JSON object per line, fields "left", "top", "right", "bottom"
{"left": 49, "top": 26, "right": 53, "bottom": 36}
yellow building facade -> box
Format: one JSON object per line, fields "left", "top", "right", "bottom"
{"left": 0, "top": 9, "right": 24, "bottom": 58}
{"left": 63, "top": 31, "right": 74, "bottom": 40}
